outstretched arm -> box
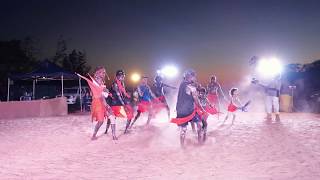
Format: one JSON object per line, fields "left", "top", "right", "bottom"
{"left": 163, "top": 83, "right": 177, "bottom": 89}
{"left": 76, "top": 73, "right": 97, "bottom": 87}
{"left": 218, "top": 83, "right": 228, "bottom": 102}
{"left": 235, "top": 97, "right": 243, "bottom": 107}
{"left": 76, "top": 73, "right": 91, "bottom": 82}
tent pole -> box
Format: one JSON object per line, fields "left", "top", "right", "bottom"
{"left": 7, "top": 78, "right": 10, "bottom": 101}
{"left": 32, "top": 79, "right": 36, "bottom": 100}
{"left": 79, "top": 77, "right": 82, "bottom": 112}
{"left": 61, "top": 75, "right": 64, "bottom": 97}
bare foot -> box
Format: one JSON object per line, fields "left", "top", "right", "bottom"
{"left": 91, "top": 136, "right": 98, "bottom": 140}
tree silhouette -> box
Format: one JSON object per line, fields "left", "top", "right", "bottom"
{"left": 0, "top": 40, "right": 38, "bottom": 100}
{"left": 52, "top": 35, "right": 67, "bottom": 67}
{"left": 62, "top": 49, "right": 91, "bottom": 74}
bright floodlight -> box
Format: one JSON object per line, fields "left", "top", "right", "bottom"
{"left": 160, "top": 65, "right": 178, "bottom": 78}
{"left": 256, "top": 57, "right": 283, "bottom": 78}
{"left": 131, "top": 73, "right": 141, "bottom": 82}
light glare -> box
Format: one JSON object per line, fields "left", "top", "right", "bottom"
{"left": 256, "top": 57, "right": 282, "bottom": 78}
{"left": 160, "top": 65, "right": 178, "bottom": 78}
{"left": 131, "top": 73, "right": 141, "bottom": 82}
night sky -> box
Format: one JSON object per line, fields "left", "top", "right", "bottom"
{"left": 1, "top": 0, "right": 320, "bottom": 84}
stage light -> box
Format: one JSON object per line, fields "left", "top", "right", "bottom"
{"left": 131, "top": 73, "right": 141, "bottom": 82}
{"left": 160, "top": 65, "right": 178, "bottom": 78}
{"left": 256, "top": 57, "right": 283, "bottom": 78}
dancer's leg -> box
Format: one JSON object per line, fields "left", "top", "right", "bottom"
{"left": 92, "top": 121, "right": 104, "bottom": 140}
{"left": 130, "top": 111, "right": 141, "bottom": 128}
{"left": 104, "top": 118, "right": 111, "bottom": 134}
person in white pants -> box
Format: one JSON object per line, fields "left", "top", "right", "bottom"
{"left": 264, "top": 75, "right": 281, "bottom": 121}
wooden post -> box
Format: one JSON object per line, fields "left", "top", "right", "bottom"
{"left": 7, "top": 78, "right": 10, "bottom": 101}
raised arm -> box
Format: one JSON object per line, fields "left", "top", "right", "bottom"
{"left": 76, "top": 73, "right": 91, "bottom": 82}
{"left": 218, "top": 83, "right": 228, "bottom": 101}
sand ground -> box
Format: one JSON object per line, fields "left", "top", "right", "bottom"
{"left": 0, "top": 112, "right": 320, "bottom": 180}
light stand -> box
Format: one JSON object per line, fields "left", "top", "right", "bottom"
{"left": 289, "top": 85, "right": 296, "bottom": 112}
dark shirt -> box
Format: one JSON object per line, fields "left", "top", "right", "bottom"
{"left": 176, "top": 81, "right": 195, "bottom": 117}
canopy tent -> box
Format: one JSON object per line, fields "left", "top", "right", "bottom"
{"left": 8, "top": 60, "right": 84, "bottom": 111}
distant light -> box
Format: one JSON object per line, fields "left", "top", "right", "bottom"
{"left": 160, "top": 65, "right": 178, "bottom": 78}
{"left": 131, "top": 73, "right": 141, "bottom": 82}
{"left": 256, "top": 57, "right": 283, "bottom": 78}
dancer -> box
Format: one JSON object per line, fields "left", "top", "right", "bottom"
{"left": 223, "top": 88, "right": 243, "bottom": 125}
{"left": 207, "top": 75, "right": 227, "bottom": 114}
{"left": 152, "top": 75, "right": 176, "bottom": 120}
{"left": 76, "top": 67, "right": 117, "bottom": 140}
{"left": 197, "top": 87, "right": 218, "bottom": 141}
{"left": 130, "top": 76, "right": 157, "bottom": 128}
{"left": 171, "top": 69, "right": 205, "bottom": 147}
{"left": 105, "top": 70, "right": 134, "bottom": 134}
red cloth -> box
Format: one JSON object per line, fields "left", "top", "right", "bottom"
{"left": 137, "top": 100, "right": 151, "bottom": 113}
{"left": 196, "top": 106, "right": 218, "bottom": 119}
{"left": 171, "top": 110, "right": 196, "bottom": 125}
{"left": 228, "top": 103, "right": 238, "bottom": 112}
{"left": 111, "top": 106, "right": 127, "bottom": 118}
{"left": 115, "top": 78, "right": 130, "bottom": 98}
{"left": 205, "top": 106, "right": 218, "bottom": 115}
{"left": 91, "top": 98, "right": 107, "bottom": 122}
{"left": 125, "top": 105, "right": 134, "bottom": 120}
{"left": 77, "top": 74, "right": 107, "bottom": 122}
{"left": 157, "top": 96, "right": 166, "bottom": 102}
{"left": 152, "top": 96, "right": 167, "bottom": 114}
{"left": 77, "top": 74, "right": 105, "bottom": 99}
{"left": 111, "top": 105, "right": 134, "bottom": 119}
{"left": 196, "top": 106, "right": 206, "bottom": 118}
{"left": 207, "top": 93, "right": 218, "bottom": 104}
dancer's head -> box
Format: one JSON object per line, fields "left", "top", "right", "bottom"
{"left": 229, "top": 88, "right": 238, "bottom": 97}
{"left": 94, "top": 66, "right": 106, "bottom": 85}
{"left": 154, "top": 75, "right": 163, "bottom": 84}
{"left": 210, "top": 75, "right": 217, "bottom": 83}
{"left": 116, "top": 69, "right": 125, "bottom": 81}
{"left": 183, "top": 69, "right": 196, "bottom": 83}
{"left": 199, "top": 87, "right": 206, "bottom": 97}
{"left": 141, "top": 76, "right": 148, "bottom": 85}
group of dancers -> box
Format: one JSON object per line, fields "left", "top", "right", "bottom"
{"left": 77, "top": 66, "right": 279, "bottom": 147}
{"left": 77, "top": 67, "right": 177, "bottom": 140}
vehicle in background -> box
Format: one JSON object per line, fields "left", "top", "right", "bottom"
{"left": 56, "top": 87, "right": 89, "bottom": 105}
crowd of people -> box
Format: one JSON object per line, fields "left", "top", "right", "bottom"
{"left": 77, "top": 66, "right": 281, "bottom": 148}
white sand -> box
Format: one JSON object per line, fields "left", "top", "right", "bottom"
{"left": 0, "top": 112, "right": 320, "bottom": 179}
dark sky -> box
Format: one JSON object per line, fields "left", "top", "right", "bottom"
{"left": 1, "top": 0, "right": 320, "bottom": 84}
